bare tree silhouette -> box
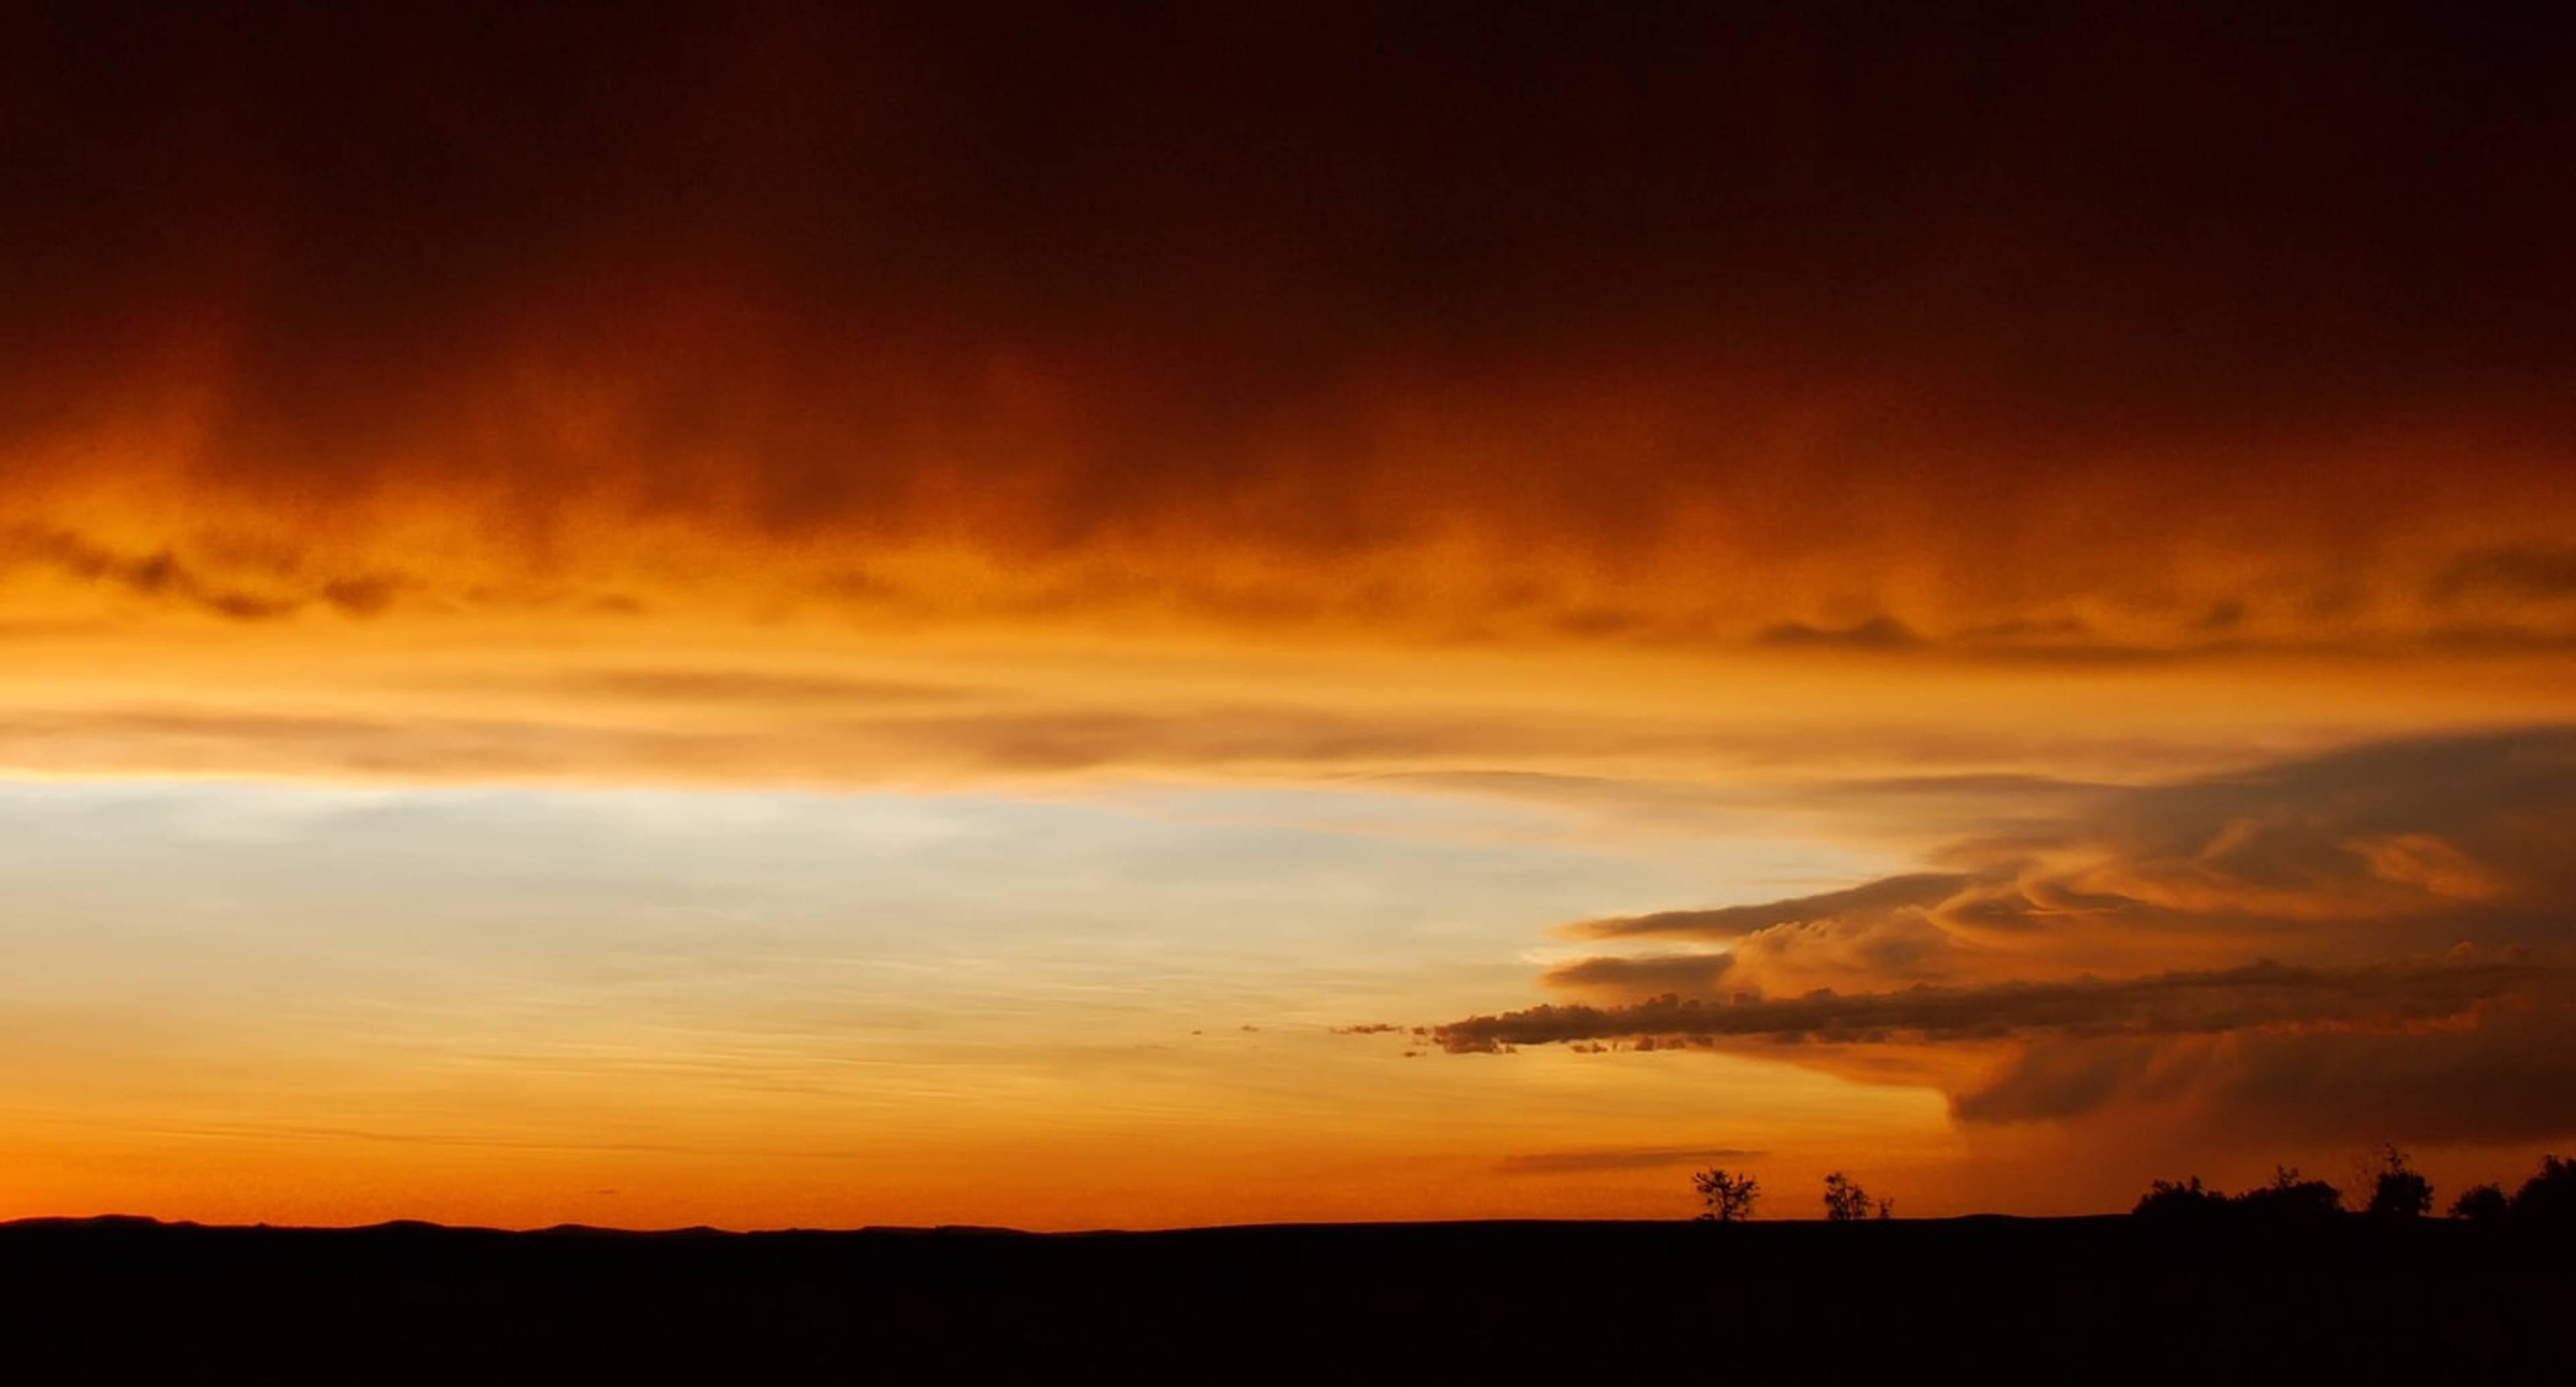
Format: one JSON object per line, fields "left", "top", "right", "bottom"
{"left": 1690, "top": 1168, "right": 1760, "bottom": 1222}
{"left": 1821, "top": 1171, "right": 1873, "bottom": 1223}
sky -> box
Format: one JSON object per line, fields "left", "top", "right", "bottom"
{"left": 5, "top": 3, "right": 2575, "bottom": 1229}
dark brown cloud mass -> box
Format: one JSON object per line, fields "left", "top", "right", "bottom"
{"left": 5, "top": 3, "right": 2575, "bottom": 649}
{"left": 1948, "top": 1011, "right": 2576, "bottom": 1146}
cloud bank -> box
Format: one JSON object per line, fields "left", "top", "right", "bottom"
{"left": 1440, "top": 728, "right": 2576, "bottom": 1148}
{"left": 5, "top": 8, "right": 2574, "bottom": 655}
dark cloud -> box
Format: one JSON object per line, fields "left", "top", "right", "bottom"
{"left": 2194, "top": 600, "right": 2247, "bottom": 632}
{"left": 319, "top": 575, "right": 406, "bottom": 618}
{"left": 1496, "top": 1146, "right": 1762, "bottom": 1176}
{"left": 554, "top": 671, "right": 969, "bottom": 706}
{"left": 1, "top": 528, "right": 297, "bottom": 622}
{"left": 2423, "top": 624, "right": 2576, "bottom": 655}
{"left": 0, "top": 526, "right": 415, "bottom": 623}
{"left": 6, "top": 5, "right": 2574, "bottom": 653}
{"left": 2432, "top": 547, "right": 2576, "bottom": 604}
{"left": 1434, "top": 959, "right": 2544, "bottom": 1054}
{"left": 1956, "top": 616, "right": 2096, "bottom": 644}
{"left": 1821, "top": 773, "right": 2112, "bottom": 803}
{"left": 1952, "top": 1002, "right": 2576, "bottom": 1148}
{"left": 1754, "top": 617, "right": 1923, "bottom": 651}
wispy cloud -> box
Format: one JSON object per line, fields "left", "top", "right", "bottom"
{"left": 1496, "top": 1146, "right": 1762, "bottom": 1175}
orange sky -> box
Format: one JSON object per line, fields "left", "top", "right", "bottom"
{"left": 5, "top": 3, "right": 2575, "bottom": 1229}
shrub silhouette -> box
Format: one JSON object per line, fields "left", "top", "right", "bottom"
{"left": 2131, "top": 1152, "right": 2576, "bottom": 1226}
{"left": 2363, "top": 1144, "right": 2432, "bottom": 1219}
{"left": 2231, "top": 1165, "right": 2343, "bottom": 1221}
{"left": 2133, "top": 1176, "right": 2229, "bottom": 1219}
{"left": 1690, "top": 1168, "right": 1760, "bottom": 1222}
{"left": 2448, "top": 1183, "right": 2510, "bottom": 1221}
{"left": 2510, "top": 1154, "right": 2576, "bottom": 1222}
{"left": 1821, "top": 1171, "right": 1873, "bottom": 1223}
{"left": 2134, "top": 1168, "right": 2343, "bottom": 1223}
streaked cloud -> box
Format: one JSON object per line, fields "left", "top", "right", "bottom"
{"left": 1568, "top": 875, "right": 1970, "bottom": 943}
{"left": 1436, "top": 958, "right": 2546, "bottom": 1052}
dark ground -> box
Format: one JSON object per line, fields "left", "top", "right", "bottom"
{"left": 2, "top": 1214, "right": 2566, "bottom": 1374}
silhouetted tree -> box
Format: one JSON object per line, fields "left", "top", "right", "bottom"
{"left": 1821, "top": 1171, "right": 1872, "bottom": 1223}
{"left": 2133, "top": 1176, "right": 2229, "bottom": 1219}
{"left": 1690, "top": 1168, "right": 1760, "bottom": 1222}
{"left": 1874, "top": 1197, "right": 1894, "bottom": 1221}
{"left": 2231, "top": 1165, "right": 2343, "bottom": 1221}
{"left": 2447, "top": 1183, "right": 2510, "bottom": 1221}
{"left": 2363, "top": 1144, "right": 2432, "bottom": 1219}
{"left": 2510, "top": 1154, "right": 2576, "bottom": 1222}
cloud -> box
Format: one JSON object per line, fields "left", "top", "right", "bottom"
{"left": 1931, "top": 728, "right": 2576, "bottom": 945}
{"left": 1569, "top": 875, "right": 1969, "bottom": 942}
{"left": 1438, "top": 728, "right": 2576, "bottom": 1146}
{"left": 2432, "top": 547, "right": 2576, "bottom": 603}
{"left": 1952, "top": 1001, "right": 2576, "bottom": 1147}
{"left": 9, "top": 13, "right": 2576, "bottom": 661}
{"left": 1566, "top": 873, "right": 1977, "bottom": 997}
{"left": 1754, "top": 617, "right": 1923, "bottom": 651}
{"left": 1434, "top": 958, "right": 2544, "bottom": 1054}
{"left": 0, "top": 688, "right": 2415, "bottom": 795}
{"left": 552, "top": 671, "right": 969, "bottom": 706}
{"left": 0, "top": 526, "right": 407, "bottom": 622}
{"left": 1561, "top": 729, "right": 2576, "bottom": 997}
{"left": 0, "top": 704, "right": 1572, "bottom": 783}
{"left": 1495, "top": 1146, "right": 1762, "bottom": 1175}
{"left": 1540, "top": 952, "right": 1735, "bottom": 999}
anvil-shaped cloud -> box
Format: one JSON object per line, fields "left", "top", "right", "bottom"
{"left": 1440, "top": 728, "right": 2576, "bottom": 1147}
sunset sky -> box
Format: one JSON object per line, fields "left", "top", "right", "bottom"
{"left": 6, "top": 3, "right": 2575, "bottom": 1229}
